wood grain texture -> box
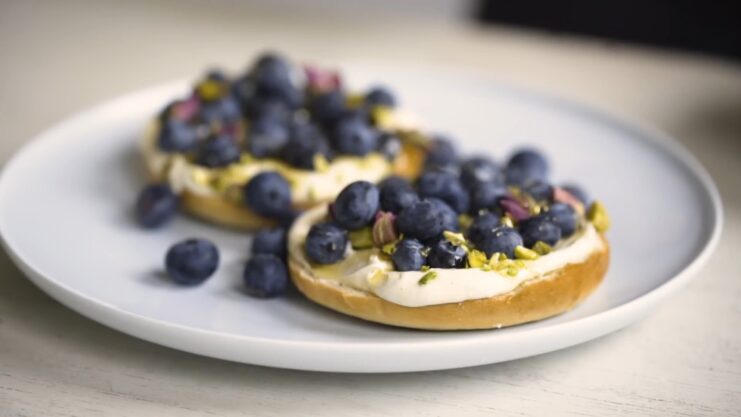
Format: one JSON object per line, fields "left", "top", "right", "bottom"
{"left": 1, "top": 1, "right": 740, "bottom": 416}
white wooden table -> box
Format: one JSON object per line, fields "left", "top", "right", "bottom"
{"left": 1, "top": 1, "right": 740, "bottom": 415}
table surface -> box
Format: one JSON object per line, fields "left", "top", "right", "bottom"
{"left": 1, "top": 1, "right": 740, "bottom": 416}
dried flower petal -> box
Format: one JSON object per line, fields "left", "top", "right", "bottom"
{"left": 498, "top": 196, "right": 530, "bottom": 222}
{"left": 554, "top": 186, "right": 585, "bottom": 215}
{"left": 304, "top": 65, "right": 341, "bottom": 92}
{"left": 372, "top": 211, "right": 398, "bottom": 247}
{"left": 170, "top": 96, "right": 200, "bottom": 121}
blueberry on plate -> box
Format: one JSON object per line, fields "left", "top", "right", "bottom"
{"left": 195, "top": 135, "right": 241, "bottom": 168}
{"left": 281, "top": 122, "right": 332, "bottom": 169}
{"left": 365, "top": 86, "right": 396, "bottom": 107}
{"left": 332, "top": 181, "right": 380, "bottom": 230}
{"left": 524, "top": 180, "right": 554, "bottom": 203}
{"left": 544, "top": 203, "right": 578, "bottom": 238}
{"left": 243, "top": 254, "right": 289, "bottom": 298}
{"left": 561, "top": 183, "right": 590, "bottom": 206}
{"left": 310, "top": 89, "right": 346, "bottom": 126}
{"left": 427, "top": 239, "right": 467, "bottom": 268}
{"left": 460, "top": 157, "right": 503, "bottom": 186}
{"left": 376, "top": 132, "right": 402, "bottom": 160}
{"left": 251, "top": 227, "right": 287, "bottom": 259}
{"left": 391, "top": 238, "right": 427, "bottom": 271}
{"left": 468, "top": 181, "right": 507, "bottom": 215}
{"left": 427, "top": 198, "right": 459, "bottom": 232}
{"left": 466, "top": 212, "right": 501, "bottom": 246}
{"left": 136, "top": 184, "right": 178, "bottom": 228}
{"left": 505, "top": 148, "right": 549, "bottom": 186}
{"left": 424, "top": 136, "right": 459, "bottom": 170}
{"left": 165, "top": 238, "right": 219, "bottom": 285}
{"left": 379, "top": 176, "right": 419, "bottom": 214}
{"left": 416, "top": 170, "right": 470, "bottom": 214}
{"left": 158, "top": 119, "right": 199, "bottom": 152}
{"left": 331, "top": 115, "right": 379, "bottom": 156}
{"left": 247, "top": 117, "right": 289, "bottom": 158}
{"left": 518, "top": 215, "right": 562, "bottom": 248}
{"left": 469, "top": 223, "right": 523, "bottom": 259}
{"left": 305, "top": 222, "right": 348, "bottom": 264}
{"left": 395, "top": 199, "right": 447, "bottom": 242}
{"left": 244, "top": 171, "right": 292, "bottom": 218}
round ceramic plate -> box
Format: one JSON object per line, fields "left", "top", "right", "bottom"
{"left": 0, "top": 64, "right": 721, "bottom": 373}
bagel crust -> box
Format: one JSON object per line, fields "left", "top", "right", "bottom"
{"left": 288, "top": 237, "right": 609, "bottom": 330}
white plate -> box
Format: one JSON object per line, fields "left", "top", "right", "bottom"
{"left": 0, "top": 64, "right": 722, "bottom": 373}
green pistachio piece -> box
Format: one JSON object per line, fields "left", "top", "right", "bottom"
{"left": 418, "top": 271, "right": 438, "bottom": 285}
{"left": 514, "top": 245, "right": 539, "bottom": 260}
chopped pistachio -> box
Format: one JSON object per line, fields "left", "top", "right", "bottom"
{"left": 367, "top": 269, "right": 387, "bottom": 287}
{"left": 196, "top": 79, "right": 225, "bottom": 101}
{"left": 532, "top": 241, "right": 553, "bottom": 255}
{"left": 191, "top": 168, "right": 212, "bottom": 186}
{"left": 313, "top": 154, "right": 330, "bottom": 172}
{"left": 443, "top": 230, "right": 467, "bottom": 247}
{"left": 587, "top": 201, "right": 611, "bottom": 233}
{"left": 501, "top": 215, "right": 514, "bottom": 228}
{"left": 458, "top": 214, "right": 474, "bottom": 229}
{"left": 349, "top": 227, "right": 374, "bottom": 250}
{"left": 239, "top": 153, "right": 254, "bottom": 164}
{"left": 382, "top": 241, "right": 397, "bottom": 255}
{"left": 505, "top": 267, "right": 519, "bottom": 277}
{"left": 420, "top": 265, "right": 430, "bottom": 272}
{"left": 514, "top": 245, "right": 539, "bottom": 260}
{"left": 418, "top": 271, "right": 438, "bottom": 285}
{"left": 345, "top": 93, "right": 365, "bottom": 109}
{"left": 371, "top": 106, "right": 393, "bottom": 128}
{"left": 467, "top": 249, "right": 488, "bottom": 268}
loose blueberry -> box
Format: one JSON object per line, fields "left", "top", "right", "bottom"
{"left": 395, "top": 199, "right": 447, "bottom": 241}
{"left": 251, "top": 227, "right": 287, "bottom": 259}
{"left": 466, "top": 212, "right": 501, "bottom": 248}
{"left": 468, "top": 181, "right": 507, "bottom": 215}
{"left": 544, "top": 203, "right": 578, "bottom": 238}
{"left": 165, "top": 238, "right": 219, "bottom": 285}
{"left": 136, "top": 184, "right": 178, "bottom": 228}
{"left": 460, "top": 157, "right": 503, "bottom": 186}
{"left": 195, "top": 135, "right": 241, "bottom": 168}
{"left": 561, "top": 184, "right": 590, "bottom": 206}
{"left": 332, "top": 181, "right": 380, "bottom": 230}
{"left": 305, "top": 222, "right": 348, "bottom": 264}
{"left": 391, "top": 238, "right": 427, "bottom": 271}
{"left": 505, "top": 148, "right": 549, "bottom": 186}
{"left": 158, "top": 119, "right": 199, "bottom": 152}
{"left": 428, "top": 198, "right": 459, "bottom": 232}
{"left": 281, "top": 122, "right": 332, "bottom": 169}
{"left": 331, "top": 115, "right": 379, "bottom": 156}
{"left": 243, "top": 254, "right": 289, "bottom": 298}
{"left": 365, "top": 86, "right": 396, "bottom": 107}
{"left": 519, "top": 215, "right": 562, "bottom": 248}
{"left": 524, "top": 180, "right": 554, "bottom": 202}
{"left": 310, "top": 89, "right": 346, "bottom": 126}
{"left": 247, "top": 117, "right": 289, "bottom": 158}
{"left": 469, "top": 223, "right": 523, "bottom": 259}
{"left": 244, "top": 172, "right": 292, "bottom": 218}
{"left": 376, "top": 132, "right": 402, "bottom": 160}
{"left": 379, "top": 176, "right": 419, "bottom": 214}
{"left": 416, "top": 170, "right": 470, "bottom": 214}
{"left": 427, "top": 239, "right": 467, "bottom": 268}
{"left": 424, "top": 136, "right": 459, "bottom": 170}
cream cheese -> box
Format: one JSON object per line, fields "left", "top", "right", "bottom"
{"left": 289, "top": 205, "right": 605, "bottom": 307}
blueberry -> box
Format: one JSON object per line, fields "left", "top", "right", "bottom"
{"left": 428, "top": 198, "right": 459, "bottom": 232}
{"left": 365, "top": 86, "right": 396, "bottom": 107}
{"left": 468, "top": 181, "right": 507, "bottom": 215}
{"left": 331, "top": 115, "right": 379, "bottom": 156}
{"left": 280, "top": 122, "right": 331, "bottom": 169}
{"left": 524, "top": 180, "right": 554, "bottom": 202}
{"left": 470, "top": 224, "right": 523, "bottom": 259}
{"left": 135, "top": 184, "right": 178, "bottom": 228}
{"left": 391, "top": 238, "right": 427, "bottom": 271}
{"left": 247, "top": 117, "right": 289, "bottom": 158}
{"left": 310, "top": 90, "right": 346, "bottom": 126}
{"left": 561, "top": 183, "right": 590, "bottom": 205}
{"left": 165, "top": 238, "right": 219, "bottom": 285}
{"left": 424, "top": 136, "right": 459, "bottom": 169}
{"left": 244, "top": 171, "right": 292, "bottom": 218}
{"left": 377, "top": 132, "right": 402, "bottom": 160}
{"left": 427, "top": 239, "right": 467, "bottom": 268}
{"left": 460, "top": 157, "right": 502, "bottom": 186}
{"left": 195, "top": 135, "right": 241, "bottom": 167}
{"left": 466, "top": 212, "right": 501, "bottom": 247}
{"left": 205, "top": 68, "right": 229, "bottom": 83}
{"left": 396, "top": 199, "right": 447, "bottom": 241}
{"left": 505, "top": 148, "right": 549, "bottom": 186}
{"left": 332, "top": 181, "right": 380, "bottom": 230}
{"left": 518, "top": 215, "right": 562, "bottom": 248}
{"left": 305, "top": 222, "right": 348, "bottom": 264}
{"left": 252, "top": 53, "right": 293, "bottom": 95}
{"left": 379, "top": 176, "right": 419, "bottom": 214}
{"left": 251, "top": 227, "right": 287, "bottom": 259}
{"left": 416, "top": 170, "right": 470, "bottom": 214}
{"left": 200, "top": 95, "right": 242, "bottom": 124}
{"left": 242, "top": 254, "right": 289, "bottom": 298}
{"left": 248, "top": 95, "right": 293, "bottom": 122}
{"left": 543, "top": 203, "right": 578, "bottom": 238}
{"left": 158, "top": 119, "right": 199, "bottom": 152}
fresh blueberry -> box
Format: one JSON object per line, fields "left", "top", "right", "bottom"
{"left": 365, "top": 86, "right": 396, "bottom": 107}
{"left": 561, "top": 183, "right": 590, "bottom": 206}
{"left": 305, "top": 222, "right": 348, "bottom": 264}
{"left": 377, "top": 132, "right": 402, "bottom": 160}
{"left": 468, "top": 181, "right": 507, "bottom": 215}
{"left": 200, "top": 95, "right": 242, "bottom": 124}
{"left": 244, "top": 93, "right": 293, "bottom": 122}
{"left": 505, "top": 148, "right": 549, "bottom": 186}
{"left": 247, "top": 117, "right": 289, "bottom": 158}
{"left": 379, "top": 176, "right": 419, "bottom": 214}
{"left": 251, "top": 227, "right": 287, "bottom": 259}
{"left": 195, "top": 135, "right": 241, "bottom": 167}
{"left": 524, "top": 180, "right": 554, "bottom": 202}
{"left": 424, "top": 136, "right": 459, "bottom": 170}
{"left": 252, "top": 53, "right": 293, "bottom": 95}
{"left": 310, "top": 90, "right": 346, "bottom": 126}
{"left": 158, "top": 119, "right": 199, "bottom": 152}
{"left": 460, "top": 157, "right": 503, "bottom": 186}
{"left": 519, "top": 215, "right": 562, "bottom": 248}
{"left": 544, "top": 203, "right": 578, "bottom": 238}
{"left": 466, "top": 212, "right": 500, "bottom": 246}
{"left": 396, "top": 199, "right": 447, "bottom": 241}
{"left": 428, "top": 198, "right": 459, "bottom": 232}
{"left": 331, "top": 115, "right": 379, "bottom": 156}
{"left": 165, "top": 238, "right": 219, "bottom": 285}
{"left": 332, "top": 181, "right": 380, "bottom": 230}
{"left": 244, "top": 171, "right": 292, "bottom": 218}
{"left": 205, "top": 68, "right": 229, "bottom": 83}
{"left": 391, "top": 238, "right": 427, "bottom": 271}
{"left": 243, "top": 254, "right": 289, "bottom": 298}
{"left": 427, "top": 239, "right": 467, "bottom": 268}
{"left": 416, "top": 170, "right": 470, "bottom": 214}
{"left": 135, "top": 184, "right": 178, "bottom": 228}
{"left": 471, "top": 224, "right": 523, "bottom": 259}
{"left": 280, "top": 122, "right": 332, "bottom": 169}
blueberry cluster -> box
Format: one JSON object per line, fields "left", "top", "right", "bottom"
{"left": 305, "top": 143, "right": 593, "bottom": 273}
{"left": 157, "top": 52, "right": 403, "bottom": 172}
